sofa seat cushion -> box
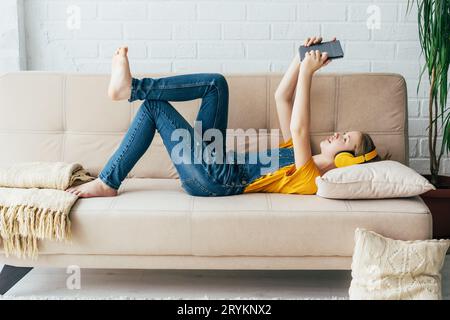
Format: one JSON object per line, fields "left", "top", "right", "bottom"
{"left": 0, "top": 178, "right": 432, "bottom": 257}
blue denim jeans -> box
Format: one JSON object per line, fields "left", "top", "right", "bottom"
{"left": 98, "top": 73, "right": 294, "bottom": 196}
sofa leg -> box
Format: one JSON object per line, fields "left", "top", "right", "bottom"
{"left": 0, "top": 265, "right": 33, "bottom": 295}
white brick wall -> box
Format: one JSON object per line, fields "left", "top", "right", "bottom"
{"left": 0, "top": 0, "right": 25, "bottom": 72}
{"left": 13, "top": 0, "right": 450, "bottom": 174}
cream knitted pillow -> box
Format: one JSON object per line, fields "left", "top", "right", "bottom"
{"left": 349, "top": 228, "right": 450, "bottom": 300}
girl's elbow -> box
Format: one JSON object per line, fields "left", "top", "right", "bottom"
{"left": 289, "top": 124, "right": 309, "bottom": 135}
{"left": 274, "top": 90, "right": 289, "bottom": 102}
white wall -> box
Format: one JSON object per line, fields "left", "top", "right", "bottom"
{"left": 0, "top": 0, "right": 26, "bottom": 72}
{"left": 13, "top": 0, "right": 450, "bottom": 174}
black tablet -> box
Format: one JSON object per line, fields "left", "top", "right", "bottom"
{"left": 299, "top": 40, "right": 344, "bottom": 61}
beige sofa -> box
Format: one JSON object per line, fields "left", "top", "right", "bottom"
{"left": 0, "top": 72, "right": 432, "bottom": 292}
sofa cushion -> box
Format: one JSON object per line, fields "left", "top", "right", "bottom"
{"left": 0, "top": 178, "right": 431, "bottom": 258}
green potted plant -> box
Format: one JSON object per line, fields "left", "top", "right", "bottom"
{"left": 407, "top": 0, "right": 450, "bottom": 238}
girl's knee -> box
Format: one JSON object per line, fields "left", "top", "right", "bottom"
{"left": 209, "top": 73, "right": 228, "bottom": 89}
{"left": 143, "top": 99, "right": 169, "bottom": 115}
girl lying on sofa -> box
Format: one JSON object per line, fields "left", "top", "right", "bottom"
{"left": 66, "top": 36, "right": 383, "bottom": 198}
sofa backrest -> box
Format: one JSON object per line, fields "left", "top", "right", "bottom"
{"left": 0, "top": 72, "right": 408, "bottom": 179}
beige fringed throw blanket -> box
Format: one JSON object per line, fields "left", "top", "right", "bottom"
{"left": 0, "top": 162, "right": 95, "bottom": 259}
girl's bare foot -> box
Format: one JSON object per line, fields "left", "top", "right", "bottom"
{"left": 108, "top": 46, "right": 132, "bottom": 101}
{"left": 66, "top": 178, "right": 118, "bottom": 198}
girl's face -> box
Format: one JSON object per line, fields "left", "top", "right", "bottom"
{"left": 320, "top": 131, "right": 362, "bottom": 159}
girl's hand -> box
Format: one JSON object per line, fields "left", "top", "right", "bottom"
{"left": 303, "top": 36, "right": 336, "bottom": 47}
{"left": 301, "top": 36, "right": 336, "bottom": 74}
{"left": 301, "top": 50, "right": 331, "bottom": 75}
{"left": 304, "top": 36, "right": 322, "bottom": 47}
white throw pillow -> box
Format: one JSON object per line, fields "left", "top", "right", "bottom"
{"left": 349, "top": 228, "right": 450, "bottom": 300}
{"left": 315, "top": 160, "right": 435, "bottom": 199}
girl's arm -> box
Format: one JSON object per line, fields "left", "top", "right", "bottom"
{"left": 290, "top": 50, "right": 330, "bottom": 169}
{"left": 274, "top": 37, "right": 324, "bottom": 143}
{"left": 274, "top": 53, "right": 301, "bottom": 143}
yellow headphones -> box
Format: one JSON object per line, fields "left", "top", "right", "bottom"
{"left": 334, "top": 149, "right": 378, "bottom": 168}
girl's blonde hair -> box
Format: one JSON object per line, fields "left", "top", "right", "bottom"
{"left": 354, "top": 132, "right": 391, "bottom": 163}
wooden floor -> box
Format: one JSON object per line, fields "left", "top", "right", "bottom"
{"left": 1, "top": 256, "right": 449, "bottom": 299}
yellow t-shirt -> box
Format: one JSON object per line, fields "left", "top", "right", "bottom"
{"left": 243, "top": 138, "right": 321, "bottom": 195}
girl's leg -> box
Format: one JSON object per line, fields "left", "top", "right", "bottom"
{"left": 67, "top": 48, "right": 230, "bottom": 197}
{"left": 108, "top": 47, "right": 229, "bottom": 144}
{"left": 100, "top": 100, "right": 184, "bottom": 188}
{"left": 66, "top": 99, "right": 160, "bottom": 197}
{"left": 97, "top": 99, "right": 223, "bottom": 195}
{"left": 129, "top": 73, "right": 230, "bottom": 167}
{"left": 129, "top": 73, "right": 229, "bottom": 150}
{"left": 107, "top": 74, "right": 232, "bottom": 186}
{"left": 68, "top": 95, "right": 228, "bottom": 197}
{"left": 109, "top": 46, "right": 229, "bottom": 143}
